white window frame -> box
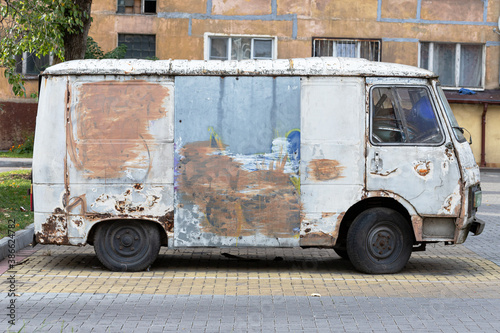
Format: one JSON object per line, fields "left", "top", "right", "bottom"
{"left": 15, "top": 52, "right": 54, "bottom": 77}
{"left": 418, "top": 42, "right": 485, "bottom": 90}
{"left": 312, "top": 38, "right": 381, "bottom": 61}
{"left": 204, "top": 33, "right": 277, "bottom": 61}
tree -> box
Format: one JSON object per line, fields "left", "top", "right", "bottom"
{"left": 85, "top": 36, "right": 128, "bottom": 60}
{"left": 0, "top": 0, "right": 92, "bottom": 97}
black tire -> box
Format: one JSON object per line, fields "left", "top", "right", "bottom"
{"left": 94, "top": 221, "right": 161, "bottom": 272}
{"left": 333, "top": 247, "right": 349, "bottom": 260}
{"left": 346, "top": 208, "right": 413, "bottom": 274}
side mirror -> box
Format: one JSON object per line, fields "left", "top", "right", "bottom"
{"left": 453, "top": 126, "right": 472, "bottom": 145}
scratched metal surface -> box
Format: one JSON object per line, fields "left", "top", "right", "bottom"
{"left": 43, "top": 58, "right": 436, "bottom": 79}
{"left": 299, "top": 77, "right": 366, "bottom": 246}
{"left": 33, "top": 76, "right": 175, "bottom": 245}
{"left": 32, "top": 59, "right": 481, "bottom": 250}
{"left": 174, "top": 76, "right": 301, "bottom": 247}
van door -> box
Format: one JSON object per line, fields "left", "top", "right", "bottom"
{"left": 365, "top": 78, "right": 462, "bottom": 220}
{"left": 174, "top": 76, "right": 302, "bottom": 247}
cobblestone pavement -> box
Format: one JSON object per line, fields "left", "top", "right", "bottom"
{"left": 1, "top": 171, "right": 499, "bottom": 332}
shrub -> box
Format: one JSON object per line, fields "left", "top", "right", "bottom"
{"left": 9, "top": 133, "right": 34, "bottom": 154}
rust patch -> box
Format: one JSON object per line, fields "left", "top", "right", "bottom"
{"left": 411, "top": 215, "right": 423, "bottom": 241}
{"left": 68, "top": 81, "right": 170, "bottom": 179}
{"left": 178, "top": 141, "right": 300, "bottom": 238}
{"left": 73, "top": 219, "right": 83, "bottom": 227}
{"left": 133, "top": 183, "right": 144, "bottom": 190}
{"left": 158, "top": 210, "right": 174, "bottom": 232}
{"left": 371, "top": 168, "right": 398, "bottom": 176}
{"left": 442, "top": 196, "right": 453, "bottom": 213}
{"left": 414, "top": 161, "right": 431, "bottom": 177}
{"left": 300, "top": 232, "right": 335, "bottom": 247}
{"left": 36, "top": 211, "right": 70, "bottom": 245}
{"left": 445, "top": 148, "right": 453, "bottom": 159}
{"left": 322, "top": 212, "right": 335, "bottom": 218}
{"left": 308, "top": 159, "right": 345, "bottom": 181}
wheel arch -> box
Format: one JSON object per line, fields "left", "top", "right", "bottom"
{"left": 336, "top": 196, "right": 417, "bottom": 248}
{"left": 87, "top": 218, "right": 169, "bottom": 246}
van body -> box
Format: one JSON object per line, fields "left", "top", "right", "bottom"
{"left": 33, "top": 57, "right": 484, "bottom": 273}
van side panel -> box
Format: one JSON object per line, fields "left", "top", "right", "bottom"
{"left": 300, "top": 77, "right": 366, "bottom": 247}
{"left": 35, "top": 76, "right": 175, "bottom": 245}
{"left": 174, "top": 76, "right": 301, "bottom": 247}
{"left": 33, "top": 76, "right": 69, "bottom": 244}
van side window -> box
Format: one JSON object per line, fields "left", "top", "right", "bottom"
{"left": 371, "top": 86, "right": 443, "bottom": 145}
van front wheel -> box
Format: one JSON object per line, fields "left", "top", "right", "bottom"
{"left": 94, "top": 221, "right": 161, "bottom": 272}
{"left": 346, "top": 208, "right": 413, "bottom": 274}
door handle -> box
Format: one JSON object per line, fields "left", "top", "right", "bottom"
{"left": 371, "top": 152, "right": 383, "bottom": 173}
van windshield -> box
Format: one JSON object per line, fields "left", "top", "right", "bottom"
{"left": 371, "top": 86, "right": 444, "bottom": 145}
{"left": 436, "top": 85, "right": 467, "bottom": 143}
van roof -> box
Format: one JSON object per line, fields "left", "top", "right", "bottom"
{"left": 44, "top": 57, "right": 436, "bottom": 78}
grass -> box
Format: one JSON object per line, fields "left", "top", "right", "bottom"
{"left": 0, "top": 151, "right": 33, "bottom": 158}
{"left": 0, "top": 170, "right": 33, "bottom": 239}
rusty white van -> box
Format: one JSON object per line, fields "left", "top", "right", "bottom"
{"left": 32, "top": 57, "right": 484, "bottom": 274}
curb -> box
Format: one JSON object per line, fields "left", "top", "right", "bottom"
{"left": 480, "top": 167, "right": 500, "bottom": 173}
{"left": 0, "top": 223, "right": 35, "bottom": 262}
{"left": 0, "top": 158, "right": 32, "bottom": 168}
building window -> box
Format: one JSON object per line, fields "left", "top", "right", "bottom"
{"left": 206, "top": 35, "right": 276, "bottom": 60}
{"left": 420, "top": 42, "right": 484, "bottom": 89}
{"left": 14, "top": 52, "right": 52, "bottom": 76}
{"left": 118, "top": 34, "right": 156, "bottom": 59}
{"left": 117, "top": 0, "right": 156, "bottom": 14}
{"left": 313, "top": 38, "right": 381, "bottom": 61}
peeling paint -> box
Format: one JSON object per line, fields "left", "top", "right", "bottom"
{"left": 177, "top": 141, "right": 300, "bottom": 238}
{"left": 300, "top": 231, "right": 335, "bottom": 247}
{"left": 68, "top": 81, "right": 170, "bottom": 179}
{"left": 308, "top": 159, "right": 345, "bottom": 181}
{"left": 36, "top": 210, "right": 70, "bottom": 245}
{"left": 414, "top": 161, "right": 431, "bottom": 177}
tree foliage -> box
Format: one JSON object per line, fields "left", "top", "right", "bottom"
{"left": 85, "top": 36, "right": 128, "bottom": 60}
{"left": 0, "top": 0, "right": 92, "bottom": 97}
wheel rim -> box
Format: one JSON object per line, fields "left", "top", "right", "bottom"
{"left": 106, "top": 223, "right": 149, "bottom": 264}
{"left": 366, "top": 223, "right": 400, "bottom": 261}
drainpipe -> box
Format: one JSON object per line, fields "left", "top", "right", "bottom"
{"left": 481, "top": 103, "right": 488, "bottom": 167}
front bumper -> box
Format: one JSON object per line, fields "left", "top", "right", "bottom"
{"left": 470, "top": 217, "right": 485, "bottom": 236}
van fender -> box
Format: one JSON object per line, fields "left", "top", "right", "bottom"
{"left": 354, "top": 190, "right": 424, "bottom": 242}
{"left": 83, "top": 216, "right": 171, "bottom": 246}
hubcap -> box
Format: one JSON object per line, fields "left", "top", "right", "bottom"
{"left": 367, "top": 224, "right": 397, "bottom": 260}
{"left": 111, "top": 227, "right": 143, "bottom": 257}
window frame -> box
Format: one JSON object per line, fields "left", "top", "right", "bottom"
{"left": 369, "top": 84, "right": 446, "bottom": 147}
{"left": 117, "top": 33, "right": 156, "bottom": 59}
{"left": 117, "top": 0, "right": 156, "bottom": 14}
{"left": 14, "top": 52, "right": 53, "bottom": 78}
{"left": 204, "top": 33, "right": 277, "bottom": 61}
{"left": 419, "top": 42, "right": 485, "bottom": 90}
{"left": 312, "top": 37, "right": 381, "bottom": 61}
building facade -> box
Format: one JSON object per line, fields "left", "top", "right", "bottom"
{"left": 1, "top": 0, "right": 500, "bottom": 166}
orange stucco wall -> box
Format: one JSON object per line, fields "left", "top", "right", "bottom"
{"left": 1, "top": 0, "right": 500, "bottom": 163}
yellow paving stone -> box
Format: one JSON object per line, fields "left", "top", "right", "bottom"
{"left": 6, "top": 244, "right": 500, "bottom": 299}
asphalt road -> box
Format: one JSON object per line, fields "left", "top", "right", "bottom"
{"left": 0, "top": 170, "right": 499, "bottom": 332}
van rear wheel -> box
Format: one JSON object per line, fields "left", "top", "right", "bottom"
{"left": 346, "top": 208, "right": 413, "bottom": 274}
{"left": 94, "top": 221, "right": 161, "bottom": 272}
